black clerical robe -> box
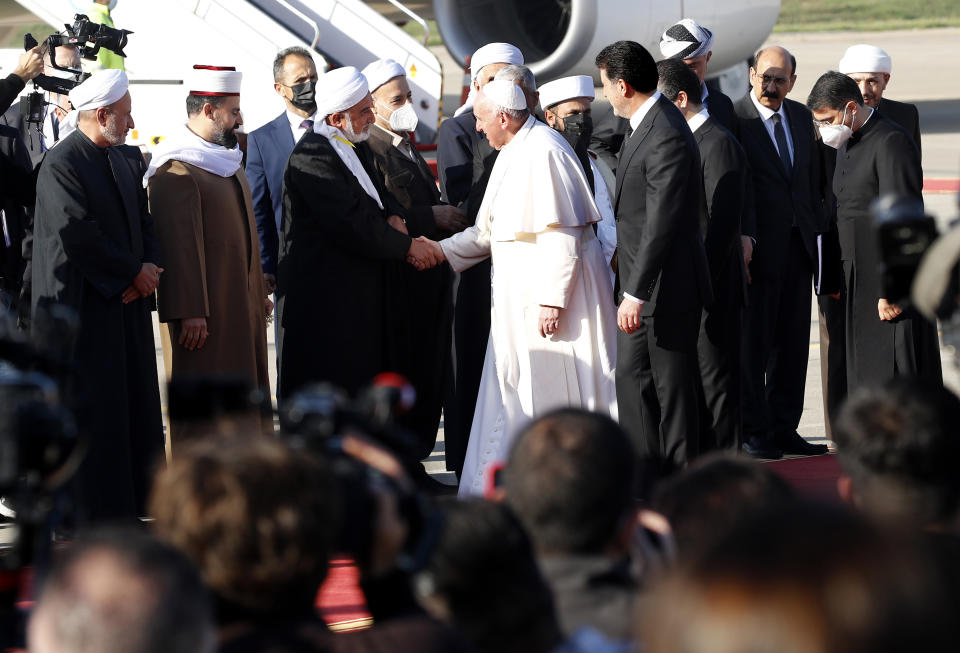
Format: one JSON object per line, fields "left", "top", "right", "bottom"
{"left": 31, "top": 129, "right": 164, "bottom": 524}
{"left": 834, "top": 114, "right": 941, "bottom": 389}
{"left": 367, "top": 124, "right": 452, "bottom": 460}
{"left": 277, "top": 133, "right": 411, "bottom": 399}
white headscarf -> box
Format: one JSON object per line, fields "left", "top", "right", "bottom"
{"left": 143, "top": 123, "right": 243, "bottom": 184}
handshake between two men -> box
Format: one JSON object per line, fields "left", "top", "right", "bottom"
{"left": 384, "top": 212, "right": 451, "bottom": 271}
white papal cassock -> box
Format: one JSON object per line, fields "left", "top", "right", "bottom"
{"left": 440, "top": 114, "right": 619, "bottom": 496}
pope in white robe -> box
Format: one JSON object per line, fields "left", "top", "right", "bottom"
{"left": 425, "top": 81, "right": 618, "bottom": 496}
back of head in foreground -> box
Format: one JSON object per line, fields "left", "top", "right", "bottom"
{"left": 651, "top": 453, "right": 795, "bottom": 561}
{"left": 504, "top": 408, "right": 635, "bottom": 556}
{"left": 642, "top": 501, "right": 957, "bottom": 653}
{"left": 416, "top": 499, "right": 563, "bottom": 653}
{"left": 834, "top": 379, "right": 960, "bottom": 529}
{"left": 28, "top": 528, "right": 214, "bottom": 653}
{"left": 149, "top": 436, "right": 338, "bottom": 624}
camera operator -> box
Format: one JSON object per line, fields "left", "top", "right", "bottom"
{"left": 0, "top": 46, "right": 44, "bottom": 114}
{"left": 150, "top": 436, "right": 469, "bottom": 653}
{"left": 1, "top": 46, "right": 82, "bottom": 328}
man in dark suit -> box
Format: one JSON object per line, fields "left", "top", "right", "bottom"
{"left": 658, "top": 59, "right": 748, "bottom": 453}
{"left": 658, "top": 18, "right": 740, "bottom": 137}
{"left": 435, "top": 42, "right": 522, "bottom": 476}
{"left": 595, "top": 41, "right": 712, "bottom": 492}
{"left": 838, "top": 44, "right": 921, "bottom": 152}
{"left": 362, "top": 58, "right": 468, "bottom": 461}
{"left": 735, "top": 46, "right": 832, "bottom": 459}
{"left": 246, "top": 46, "right": 318, "bottom": 299}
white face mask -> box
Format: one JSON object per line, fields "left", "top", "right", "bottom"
{"left": 380, "top": 101, "right": 419, "bottom": 133}
{"left": 818, "top": 106, "right": 854, "bottom": 149}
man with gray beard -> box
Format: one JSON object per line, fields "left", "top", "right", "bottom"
{"left": 277, "top": 66, "right": 438, "bottom": 399}
{"left": 31, "top": 69, "right": 164, "bottom": 523}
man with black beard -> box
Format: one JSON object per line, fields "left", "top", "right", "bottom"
{"left": 539, "top": 75, "right": 617, "bottom": 285}
{"left": 147, "top": 65, "right": 272, "bottom": 445}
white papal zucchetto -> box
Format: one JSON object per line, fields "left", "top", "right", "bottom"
{"left": 481, "top": 79, "right": 526, "bottom": 111}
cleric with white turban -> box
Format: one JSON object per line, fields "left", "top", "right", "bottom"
{"left": 836, "top": 43, "right": 919, "bottom": 148}
{"left": 454, "top": 41, "right": 523, "bottom": 117}
{"left": 310, "top": 66, "right": 382, "bottom": 207}
{"left": 538, "top": 75, "right": 618, "bottom": 283}
{"left": 32, "top": 47, "right": 165, "bottom": 524}
{"left": 361, "top": 58, "right": 406, "bottom": 93}
{"left": 63, "top": 67, "right": 128, "bottom": 135}
{"left": 277, "top": 57, "right": 433, "bottom": 405}
{"left": 433, "top": 74, "right": 618, "bottom": 497}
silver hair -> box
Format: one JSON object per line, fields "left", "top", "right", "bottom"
{"left": 494, "top": 64, "right": 537, "bottom": 93}
{"left": 498, "top": 106, "right": 529, "bottom": 121}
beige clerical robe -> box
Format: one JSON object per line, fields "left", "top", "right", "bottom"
{"left": 149, "top": 161, "right": 271, "bottom": 443}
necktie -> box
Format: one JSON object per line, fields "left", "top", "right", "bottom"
{"left": 772, "top": 113, "right": 792, "bottom": 176}
{"left": 300, "top": 119, "right": 314, "bottom": 132}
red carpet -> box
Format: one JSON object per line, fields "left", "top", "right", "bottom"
{"left": 316, "top": 558, "right": 371, "bottom": 632}
{"left": 765, "top": 453, "right": 842, "bottom": 500}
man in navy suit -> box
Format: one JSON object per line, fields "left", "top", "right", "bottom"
{"left": 246, "top": 46, "right": 318, "bottom": 297}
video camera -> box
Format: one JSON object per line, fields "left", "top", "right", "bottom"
{"left": 280, "top": 375, "right": 443, "bottom": 574}
{"left": 877, "top": 193, "right": 960, "bottom": 358}
{"left": 0, "top": 306, "right": 82, "bottom": 646}
{"left": 19, "top": 14, "right": 133, "bottom": 125}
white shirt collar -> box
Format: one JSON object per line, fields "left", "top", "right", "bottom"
{"left": 749, "top": 89, "right": 787, "bottom": 123}
{"left": 688, "top": 107, "right": 711, "bottom": 133}
{"left": 286, "top": 108, "right": 316, "bottom": 131}
{"left": 628, "top": 91, "right": 662, "bottom": 133}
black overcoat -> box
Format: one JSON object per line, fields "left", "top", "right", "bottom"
{"left": 31, "top": 129, "right": 164, "bottom": 523}
{"left": 277, "top": 133, "right": 411, "bottom": 399}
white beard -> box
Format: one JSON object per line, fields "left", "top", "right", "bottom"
{"left": 343, "top": 114, "right": 370, "bottom": 143}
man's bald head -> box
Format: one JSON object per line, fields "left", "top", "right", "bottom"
{"left": 750, "top": 45, "right": 797, "bottom": 111}
{"left": 28, "top": 529, "right": 214, "bottom": 653}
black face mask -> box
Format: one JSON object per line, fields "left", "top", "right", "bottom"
{"left": 560, "top": 112, "right": 593, "bottom": 156}
{"left": 289, "top": 80, "right": 317, "bottom": 112}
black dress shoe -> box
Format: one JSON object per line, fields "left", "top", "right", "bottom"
{"left": 777, "top": 431, "right": 829, "bottom": 456}
{"left": 742, "top": 436, "right": 783, "bottom": 460}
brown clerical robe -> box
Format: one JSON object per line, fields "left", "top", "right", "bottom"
{"left": 149, "top": 161, "right": 271, "bottom": 442}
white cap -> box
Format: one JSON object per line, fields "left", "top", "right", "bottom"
{"left": 838, "top": 44, "right": 892, "bottom": 74}
{"left": 187, "top": 65, "right": 242, "bottom": 96}
{"left": 480, "top": 79, "right": 526, "bottom": 111}
{"left": 361, "top": 59, "right": 406, "bottom": 92}
{"left": 69, "top": 68, "right": 128, "bottom": 110}
{"left": 315, "top": 66, "right": 369, "bottom": 118}
{"left": 660, "top": 18, "right": 714, "bottom": 60}
{"left": 470, "top": 42, "right": 523, "bottom": 80}
{"left": 539, "top": 75, "right": 594, "bottom": 110}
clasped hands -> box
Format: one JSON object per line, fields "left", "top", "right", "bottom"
{"left": 407, "top": 236, "right": 445, "bottom": 271}
{"left": 122, "top": 263, "right": 163, "bottom": 304}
